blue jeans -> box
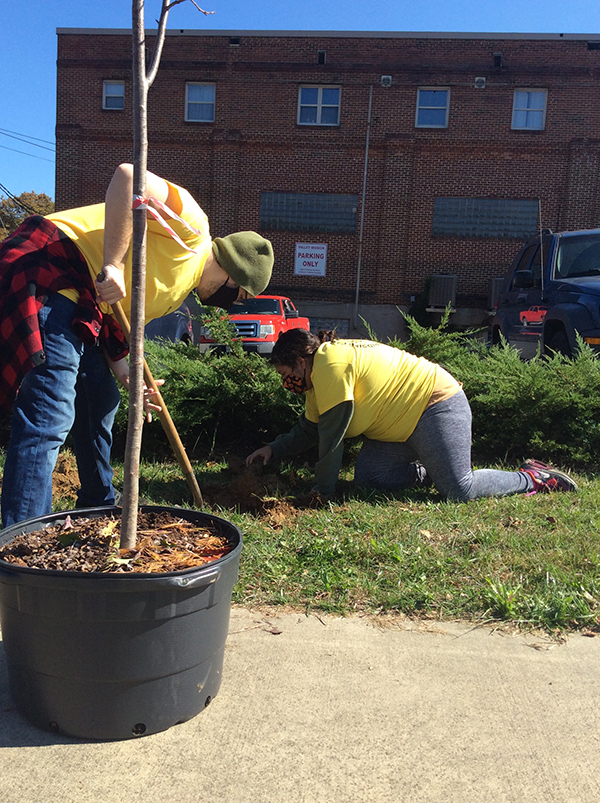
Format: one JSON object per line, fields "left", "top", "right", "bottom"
{"left": 1, "top": 293, "right": 121, "bottom": 527}
{"left": 354, "top": 389, "right": 532, "bottom": 501}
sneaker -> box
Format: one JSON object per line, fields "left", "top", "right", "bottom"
{"left": 519, "top": 459, "right": 578, "bottom": 493}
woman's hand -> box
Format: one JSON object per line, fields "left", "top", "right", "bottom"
{"left": 140, "top": 381, "right": 164, "bottom": 422}
{"left": 110, "top": 358, "right": 164, "bottom": 422}
{"left": 246, "top": 445, "right": 273, "bottom": 466}
{"left": 126, "top": 378, "right": 164, "bottom": 423}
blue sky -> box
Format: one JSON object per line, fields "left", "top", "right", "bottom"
{"left": 2, "top": 0, "right": 599, "bottom": 200}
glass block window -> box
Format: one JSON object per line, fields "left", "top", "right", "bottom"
{"left": 260, "top": 192, "right": 358, "bottom": 232}
{"left": 432, "top": 198, "right": 539, "bottom": 238}
{"left": 415, "top": 88, "right": 450, "bottom": 128}
{"left": 512, "top": 90, "right": 547, "bottom": 130}
{"left": 298, "top": 86, "right": 341, "bottom": 126}
{"left": 103, "top": 81, "right": 124, "bottom": 110}
{"left": 185, "top": 83, "right": 215, "bottom": 122}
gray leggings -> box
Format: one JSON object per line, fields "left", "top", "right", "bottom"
{"left": 354, "top": 389, "right": 531, "bottom": 501}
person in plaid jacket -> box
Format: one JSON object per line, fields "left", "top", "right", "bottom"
{"left": 0, "top": 164, "right": 273, "bottom": 526}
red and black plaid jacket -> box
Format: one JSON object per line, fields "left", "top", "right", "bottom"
{"left": 0, "top": 215, "right": 128, "bottom": 413}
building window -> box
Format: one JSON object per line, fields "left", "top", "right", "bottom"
{"left": 415, "top": 88, "right": 450, "bottom": 128}
{"left": 102, "top": 81, "right": 124, "bottom": 110}
{"left": 260, "top": 192, "right": 357, "bottom": 232}
{"left": 298, "top": 86, "right": 340, "bottom": 126}
{"left": 185, "top": 83, "right": 215, "bottom": 122}
{"left": 432, "top": 198, "right": 539, "bottom": 239}
{"left": 512, "top": 90, "right": 547, "bottom": 130}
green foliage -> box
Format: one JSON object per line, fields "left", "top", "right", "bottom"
{"left": 198, "top": 305, "right": 245, "bottom": 358}
{"left": 0, "top": 191, "right": 54, "bottom": 239}
{"left": 114, "top": 338, "right": 303, "bottom": 457}
{"left": 386, "top": 306, "right": 489, "bottom": 366}
{"left": 484, "top": 579, "right": 522, "bottom": 619}
{"left": 484, "top": 578, "right": 599, "bottom": 629}
{"left": 113, "top": 305, "right": 600, "bottom": 468}
{"left": 389, "top": 312, "right": 600, "bottom": 466}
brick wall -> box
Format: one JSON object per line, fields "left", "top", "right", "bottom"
{"left": 55, "top": 30, "right": 600, "bottom": 310}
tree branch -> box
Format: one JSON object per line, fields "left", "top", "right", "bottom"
{"left": 185, "top": 0, "right": 216, "bottom": 15}
{"left": 146, "top": 0, "right": 171, "bottom": 87}
{"left": 147, "top": 0, "right": 215, "bottom": 88}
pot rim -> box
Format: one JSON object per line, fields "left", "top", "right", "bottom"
{"left": 0, "top": 504, "right": 242, "bottom": 582}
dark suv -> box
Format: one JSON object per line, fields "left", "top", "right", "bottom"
{"left": 490, "top": 228, "right": 600, "bottom": 358}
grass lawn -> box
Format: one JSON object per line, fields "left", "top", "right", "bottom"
{"left": 43, "top": 454, "right": 600, "bottom": 634}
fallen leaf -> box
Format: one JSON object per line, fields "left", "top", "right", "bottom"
{"left": 100, "top": 520, "right": 118, "bottom": 537}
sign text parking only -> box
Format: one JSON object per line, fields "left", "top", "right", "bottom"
{"left": 294, "top": 243, "right": 327, "bottom": 277}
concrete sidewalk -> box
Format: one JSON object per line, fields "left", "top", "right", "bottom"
{"left": 1, "top": 608, "right": 600, "bottom": 803}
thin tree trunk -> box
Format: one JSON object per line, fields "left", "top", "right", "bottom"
{"left": 119, "top": 0, "right": 211, "bottom": 549}
{"left": 119, "top": 0, "right": 148, "bottom": 549}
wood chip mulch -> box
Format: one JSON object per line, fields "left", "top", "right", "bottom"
{"left": 0, "top": 511, "right": 236, "bottom": 574}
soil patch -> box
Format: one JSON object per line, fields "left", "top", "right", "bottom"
{"left": 0, "top": 511, "right": 235, "bottom": 573}
{"left": 52, "top": 451, "right": 81, "bottom": 502}
{"left": 28, "top": 451, "right": 302, "bottom": 522}
{"left": 201, "top": 470, "right": 298, "bottom": 515}
{"left": 260, "top": 498, "right": 300, "bottom": 527}
{"left": 201, "top": 472, "right": 302, "bottom": 520}
{"left": 43, "top": 453, "right": 299, "bottom": 518}
{"left": 200, "top": 458, "right": 303, "bottom": 518}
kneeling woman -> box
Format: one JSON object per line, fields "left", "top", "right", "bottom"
{"left": 246, "top": 329, "right": 577, "bottom": 501}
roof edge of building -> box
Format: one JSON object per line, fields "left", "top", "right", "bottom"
{"left": 55, "top": 28, "right": 600, "bottom": 41}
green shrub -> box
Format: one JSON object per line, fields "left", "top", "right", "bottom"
{"left": 197, "top": 306, "right": 245, "bottom": 358}
{"left": 112, "top": 309, "right": 600, "bottom": 468}
{"left": 390, "top": 312, "right": 600, "bottom": 467}
{"left": 114, "top": 338, "right": 303, "bottom": 458}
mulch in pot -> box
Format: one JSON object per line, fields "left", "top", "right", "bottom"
{"left": 0, "top": 511, "right": 235, "bottom": 574}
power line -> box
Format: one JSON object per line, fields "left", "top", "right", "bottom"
{"left": 0, "top": 143, "right": 54, "bottom": 163}
{"left": 0, "top": 129, "right": 55, "bottom": 153}
{"left": 0, "top": 182, "right": 40, "bottom": 214}
{"left": 0, "top": 127, "right": 55, "bottom": 147}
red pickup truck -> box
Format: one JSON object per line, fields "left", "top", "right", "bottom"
{"left": 519, "top": 306, "right": 548, "bottom": 327}
{"left": 197, "top": 295, "right": 311, "bottom": 354}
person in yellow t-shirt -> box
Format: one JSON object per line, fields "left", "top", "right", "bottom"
{"left": 0, "top": 163, "right": 274, "bottom": 527}
{"left": 246, "top": 329, "right": 577, "bottom": 501}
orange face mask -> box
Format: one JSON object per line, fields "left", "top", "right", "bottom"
{"left": 282, "top": 373, "right": 307, "bottom": 394}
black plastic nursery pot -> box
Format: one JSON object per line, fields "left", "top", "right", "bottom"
{"left": 0, "top": 505, "right": 242, "bottom": 741}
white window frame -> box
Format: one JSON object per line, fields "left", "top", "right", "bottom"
{"left": 297, "top": 85, "right": 341, "bottom": 126}
{"left": 185, "top": 82, "right": 216, "bottom": 123}
{"left": 102, "top": 80, "right": 125, "bottom": 111}
{"left": 415, "top": 87, "right": 450, "bottom": 129}
{"left": 511, "top": 89, "right": 547, "bottom": 131}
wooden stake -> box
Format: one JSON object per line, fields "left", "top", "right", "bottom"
{"left": 111, "top": 300, "right": 204, "bottom": 507}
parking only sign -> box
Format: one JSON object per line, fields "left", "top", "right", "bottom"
{"left": 294, "top": 243, "right": 327, "bottom": 276}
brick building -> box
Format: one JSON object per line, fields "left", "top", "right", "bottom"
{"left": 55, "top": 28, "right": 600, "bottom": 337}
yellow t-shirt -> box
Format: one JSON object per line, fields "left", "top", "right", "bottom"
{"left": 304, "top": 340, "right": 442, "bottom": 442}
{"left": 46, "top": 181, "right": 212, "bottom": 324}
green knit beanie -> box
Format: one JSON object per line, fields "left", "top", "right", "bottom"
{"left": 211, "top": 232, "right": 274, "bottom": 297}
